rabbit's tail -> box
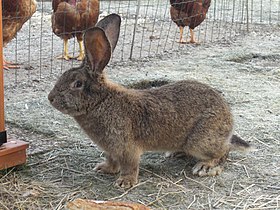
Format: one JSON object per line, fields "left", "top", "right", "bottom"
{"left": 230, "top": 135, "right": 254, "bottom": 153}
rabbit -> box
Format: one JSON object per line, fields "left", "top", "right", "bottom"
{"left": 48, "top": 13, "right": 252, "bottom": 189}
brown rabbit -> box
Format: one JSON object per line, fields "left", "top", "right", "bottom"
{"left": 48, "top": 14, "right": 251, "bottom": 189}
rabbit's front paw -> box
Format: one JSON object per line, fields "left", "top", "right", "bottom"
{"left": 192, "top": 161, "right": 223, "bottom": 177}
{"left": 116, "top": 175, "right": 138, "bottom": 189}
{"left": 94, "top": 162, "right": 120, "bottom": 174}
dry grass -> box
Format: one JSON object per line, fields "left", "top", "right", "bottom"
{"left": 1, "top": 141, "right": 279, "bottom": 210}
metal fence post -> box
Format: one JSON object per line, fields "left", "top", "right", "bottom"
{"left": 129, "top": 0, "right": 141, "bottom": 60}
{"left": 246, "top": 0, "right": 249, "bottom": 32}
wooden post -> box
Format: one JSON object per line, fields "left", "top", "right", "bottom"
{"left": 0, "top": 0, "right": 7, "bottom": 146}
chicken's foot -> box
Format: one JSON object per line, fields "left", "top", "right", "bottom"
{"left": 57, "top": 39, "right": 74, "bottom": 60}
{"left": 3, "top": 59, "right": 20, "bottom": 70}
{"left": 187, "top": 28, "right": 199, "bottom": 44}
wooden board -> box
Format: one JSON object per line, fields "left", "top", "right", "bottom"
{"left": 0, "top": 139, "right": 29, "bottom": 170}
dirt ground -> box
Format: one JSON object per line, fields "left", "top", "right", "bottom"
{"left": 1, "top": 1, "right": 280, "bottom": 210}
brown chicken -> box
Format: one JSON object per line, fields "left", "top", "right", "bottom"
{"left": 52, "top": 0, "right": 99, "bottom": 61}
{"left": 2, "top": 0, "right": 37, "bottom": 70}
{"left": 170, "top": 0, "right": 211, "bottom": 43}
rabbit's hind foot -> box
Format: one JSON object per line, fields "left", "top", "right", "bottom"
{"left": 116, "top": 175, "right": 138, "bottom": 189}
{"left": 192, "top": 158, "right": 225, "bottom": 177}
{"left": 165, "top": 151, "right": 186, "bottom": 158}
{"left": 94, "top": 161, "right": 120, "bottom": 174}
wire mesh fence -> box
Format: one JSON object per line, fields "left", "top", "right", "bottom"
{"left": 2, "top": 0, "right": 280, "bottom": 84}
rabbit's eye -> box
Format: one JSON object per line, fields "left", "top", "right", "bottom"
{"left": 73, "top": 80, "right": 83, "bottom": 88}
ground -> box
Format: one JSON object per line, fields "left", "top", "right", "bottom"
{"left": 1, "top": 2, "right": 280, "bottom": 210}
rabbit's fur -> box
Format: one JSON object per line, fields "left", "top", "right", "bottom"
{"left": 48, "top": 14, "right": 251, "bottom": 189}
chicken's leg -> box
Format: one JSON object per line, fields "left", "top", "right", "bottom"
{"left": 76, "top": 39, "right": 85, "bottom": 61}
{"left": 177, "top": 26, "right": 187, "bottom": 44}
{"left": 188, "top": 28, "right": 197, "bottom": 44}
{"left": 57, "top": 39, "right": 74, "bottom": 60}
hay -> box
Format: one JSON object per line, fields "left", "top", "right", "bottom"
{"left": 1, "top": 130, "right": 279, "bottom": 209}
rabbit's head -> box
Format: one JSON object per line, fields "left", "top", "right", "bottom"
{"left": 48, "top": 14, "right": 121, "bottom": 116}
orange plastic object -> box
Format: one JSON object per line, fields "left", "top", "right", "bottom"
{"left": 0, "top": 139, "right": 29, "bottom": 170}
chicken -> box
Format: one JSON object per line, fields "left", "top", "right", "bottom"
{"left": 52, "top": 0, "right": 99, "bottom": 61}
{"left": 170, "top": 0, "right": 211, "bottom": 43}
{"left": 2, "top": 0, "right": 37, "bottom": 70}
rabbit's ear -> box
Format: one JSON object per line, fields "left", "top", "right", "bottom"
{"left": 84, "top": 27, "right": 111, "bottom": 73}
{"left": 95, "top": 13, "right": 121, "bottom": 52}
{"left": 84, "top": 14, "right": 121, "bottom": 74}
